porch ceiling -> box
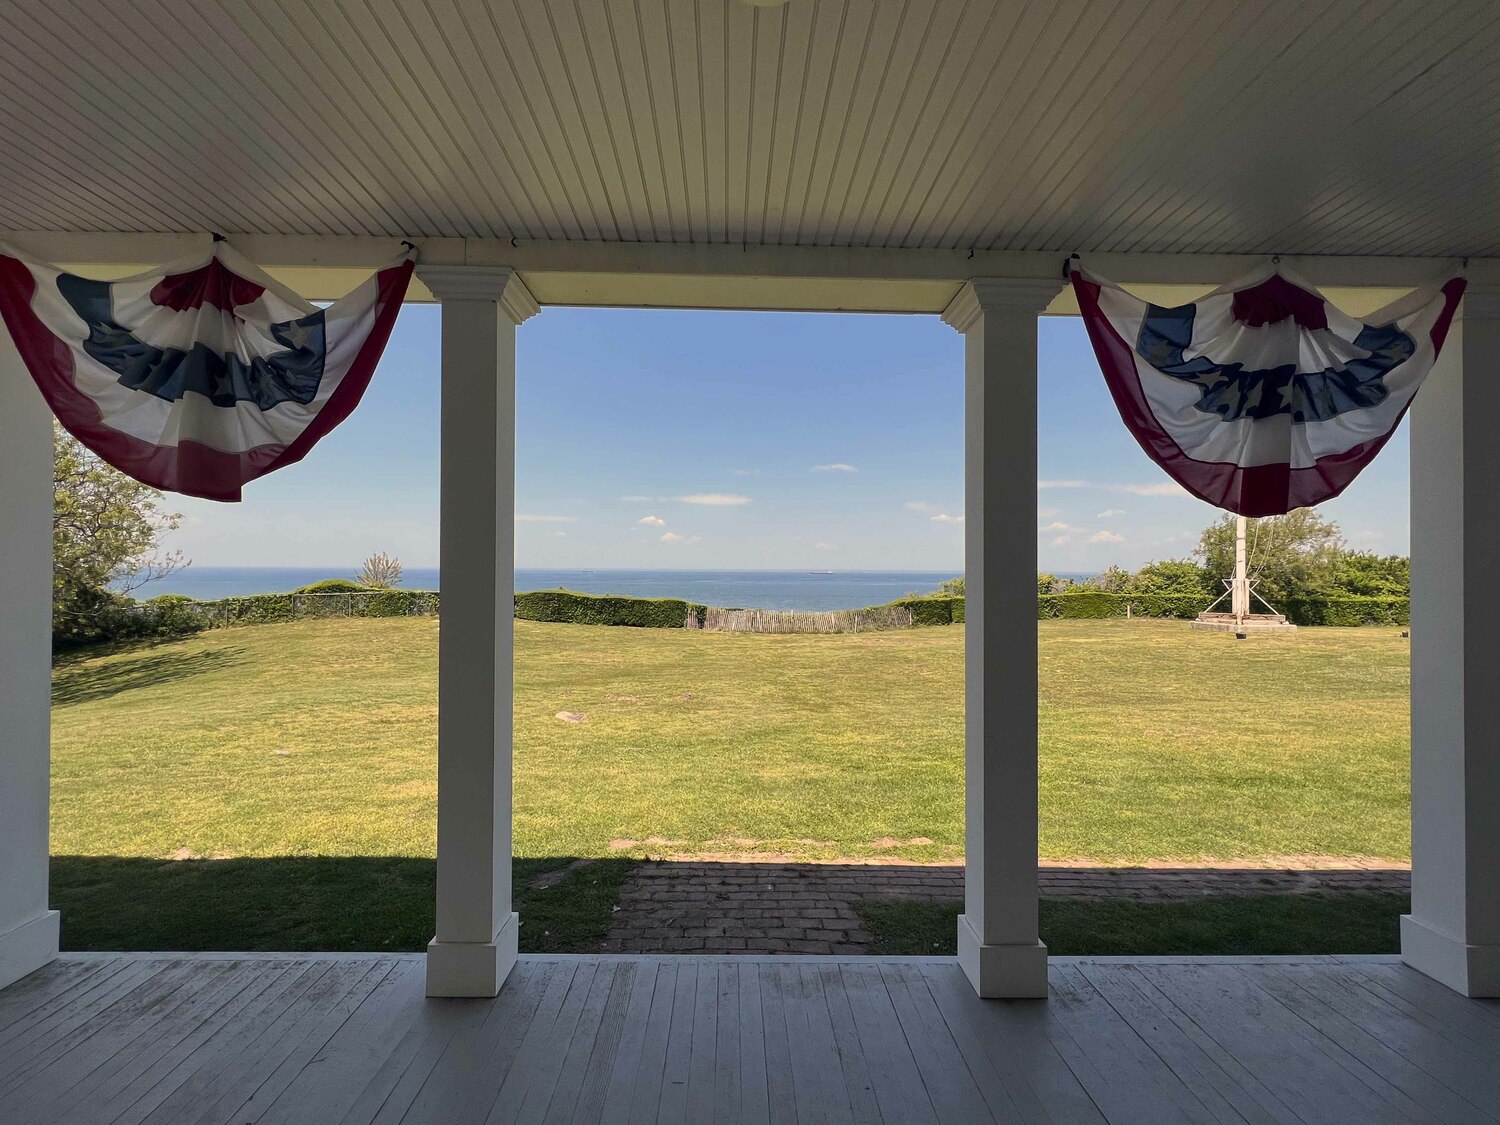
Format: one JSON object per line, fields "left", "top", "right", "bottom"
{"left": 1, "top": 0, "right": 1497, "bottom": 259}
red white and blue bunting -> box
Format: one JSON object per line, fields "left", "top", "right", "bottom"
{"left": 1070, "top": 263, "right": 1465, "bottom": 517}
{"left": 0, "top": 240, "right": 413, "bottom": 501}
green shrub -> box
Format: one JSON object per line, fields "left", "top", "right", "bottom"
{"left": 140, "top": 594, "right": 210, "bottom": 638}
{"left": 1036, "top": 592, "right": 1205, "bottom": 620}
{"left": 1052, "top": 590, "right": 1122, "bottom": 619}
{"left": 1282, "top": 595, "right": 1409, "bottom": 627}
{"left": 885, "top": 596, "right": 962, "bottom": 626}
{"left": 358, "top": 590, "right": 441, "bottom": 617}
{"left": 215, "top": 594, "right": 298, "bottom": 625}
{"left": 513, "top": 589, "right": 704, "bottom": 628}
{"left": 1122, "top": 593, "right": 1205, "bottom": 620}
{"left": 293, "top": 578, "right": 369, "bottom": 594}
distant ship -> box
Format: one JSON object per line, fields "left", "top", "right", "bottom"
{"left": 809, "top": 570, "right": 835, "bottom": 575}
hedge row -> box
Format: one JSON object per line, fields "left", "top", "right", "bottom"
{"left": 1281, "top": 595, "right": 1410, "bottom": 626}
{"left": 126, "top": 588, "right": 443, "bottom": 637}
{"left": 1034, "top": 590, "right": 1409, "bottom": 626}
{"left": 513, "top": 589, "right": 707, "bottom": 628}
{"left": 1037, "top": 591, "right": 1204, "bottom": 620}
{"left": 885, "top": 596, "right": 965, "bottom": 626}
{"left": 115, "top": 586, "right": 1408, "bottom": 646}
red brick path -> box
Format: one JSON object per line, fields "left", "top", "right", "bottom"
{"left": 601, "top": 861, "right": 1410, "bottom": 954}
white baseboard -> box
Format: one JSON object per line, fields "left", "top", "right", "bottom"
{"left": 425, "top": 911, "right": 519, "bottom": 997}
{"left": 1401, "top": 913, "right": 1500, "bottom": 997}
{"left": 956, "top": 914, "right": 1048, "bottom": 998}
{"left": 0, "top": 910, "right": 60, "bottom": 990}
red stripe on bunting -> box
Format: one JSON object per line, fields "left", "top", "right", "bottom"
{"left": 254, "top": 258, "right": 413, "bottom": 480}
{"left": 0, "top": 253, "right": 415, "bottom": 502}
{"left": 149, "top": 257, "right": 266, "bottom": 311}
{"left": 1070, "top": 271, "right": 1465, "bottom": 517}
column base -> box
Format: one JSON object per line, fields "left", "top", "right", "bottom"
{"left": 426, "top": 911, "right": 519, "bottom": 997}
{"left": 1401, "top": 914, "right": 1500, "bottom": 997}
{"left": 0, "top": 910, "right": 59, "bottom": 990}
{"left": 956, "top": 914, "right": 1048, "bottom": 998}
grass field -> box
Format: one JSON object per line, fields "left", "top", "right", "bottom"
{"left": 52, "top": 616, "right": 1412, "bottom": 868}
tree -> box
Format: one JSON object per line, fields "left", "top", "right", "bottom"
{"left": 1194, "top": 508, "right": 1344, "bottom": 607}
{"left": 1332, "top": 552, "right": 1409, "bottom": 597}
{"left": 53, "top": 424, "right": 186, "bottom": 645}
{"left": 357, "top": 551, "right": 403, "bottom": 589}
{"left": 935, "top": 576, "right": 964, "bottom": 597}
{"left": 1037, "top": 572, "right": 1072, "bottom": 595}
{"left": 1084, "top": 564, "right": 1132, "bottom": 593}
{"left": 1128, "top": 559, "right": 1213, "bottom": 598}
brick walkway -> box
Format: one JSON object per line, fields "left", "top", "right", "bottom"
{"left": 601, "top": 860, "right": 1411, "bottom": 954}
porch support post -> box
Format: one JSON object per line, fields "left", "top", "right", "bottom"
{"left": 0, "top": 331, "right": 60, "bottom": 989}
{"left": 1403, "top": 282, "right": 1500, "bottom": 997}
{"left": 421, "top": 264, "right": 538, "bottom": 998}
{"left": 943, "top": 278, "right": 1059, "bottom": 998}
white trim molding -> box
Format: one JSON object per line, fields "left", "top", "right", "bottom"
{"left": 1404, "top": 278, "right": 1500, "bottom": 997}
{"left": 418, "top": 264, "right": 539, "bottom": 323}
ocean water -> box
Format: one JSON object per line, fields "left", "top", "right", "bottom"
{"left": 139, "top": 567, "right": 967, "bottom": 611}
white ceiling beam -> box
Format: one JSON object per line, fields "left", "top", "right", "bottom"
{"left": 0, "top": 230, "right": 1486, "bottom": 311}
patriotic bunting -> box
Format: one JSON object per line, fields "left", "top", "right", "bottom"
{"left": 1070, "top": 263, "right": 1465, "bottom": 516}
{"left": 0, "top": 240, "right": 414, "bottom": 501}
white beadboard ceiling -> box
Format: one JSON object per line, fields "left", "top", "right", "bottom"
{"left": 0, "top": 0, "right": 1496, "bottom": 257}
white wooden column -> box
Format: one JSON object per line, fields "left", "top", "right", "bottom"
{"left": 0, "top": 331, "right": 60, "bottom": 989}
{"left": 1403, "top": 282, "right": 1500, "bottom": 997}
{"left": 943, "top": 278, "right": 1059, "bottom": 998}
{"left": 421, "top": 265, "right": 538, "bottom": 997}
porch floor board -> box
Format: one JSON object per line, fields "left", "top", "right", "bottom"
{"left": 1, "top": 953, "right": 1496, "bottom": 1124}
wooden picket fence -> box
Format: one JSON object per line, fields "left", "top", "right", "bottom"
{"left": 696, "top": 605, "right": 914, "bottom": 634}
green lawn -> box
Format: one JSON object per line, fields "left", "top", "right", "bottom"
{"left": 855, "top": 894, "right": 1411, "bottom": 957}
{"left": 51, "top": 616, "right": 1411, "bottom": 868}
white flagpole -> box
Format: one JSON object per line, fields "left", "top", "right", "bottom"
{"left": 1232, "top": 514, "right": 1249, "bottom": 622}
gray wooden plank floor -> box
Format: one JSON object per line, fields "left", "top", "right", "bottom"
{"left": 1, "top": 953, "right": 1496, "bottom": 1125}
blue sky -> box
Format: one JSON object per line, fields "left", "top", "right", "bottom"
{"left": 168, "top": 305, "right": 1411, "bottom": 571}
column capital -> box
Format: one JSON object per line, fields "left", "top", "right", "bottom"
{"left": 418, "top": 264, "right": 540, "bottom": 324}
{"left": 942, "top": 277, "right": 1062, "bottom": 333}
{"left": 1461, "top": 281, "right": 1500, "bottom": 321}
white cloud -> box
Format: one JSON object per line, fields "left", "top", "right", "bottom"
{"left": 1050, "top": 535, "right": 1074, "bottom": 547}
{"left": 815, "top": 541, "right": 837, "bottom": 551}
{"left": 637, "top": 515, "right": 665, "bottom": 526}
{"left": 677, "top": 493, "right": 751, "bottom": 506}
{"left": 812, "top": 463, "right": 858, "bottom": 473}
{"left": 660, "top": 531, "right": 683, "bottom": 542}
{"left": 516, "top": 514, "right": 578, "bottom": 523}
{"left": 1039, "top": 479, "right": 1186, "bottom": 497}
{"left": 622, "top": 493, "right": 753, "bottom": 506}
{"left": 1090, "top": 530, "right": 1126, "bottom": 544}
{"left": 552, "top": 531, "right": 567, "bottom": 538}
{"left": 732, "top": 468, "right": 761, "bottom": 476}
{"left": 904, "top": 500, "right": 936, "bottom": 512}
{"left": 1040, "top": 521, "right": 1076, "bottom": 533}
{"left": 930, "top": 513, "right": 964, "bottom": 524}
{"left": 1097, "top": 508, "right": 1126, "bottom": 518}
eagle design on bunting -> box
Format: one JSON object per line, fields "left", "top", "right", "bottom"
{"left": 1070, "top": 263, "right": 1465, "bottom": 516}
{"left": 0, "top": 240, "right": 413, "bottom": 501}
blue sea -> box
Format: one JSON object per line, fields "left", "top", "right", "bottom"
{"left": 139, "top": 567, "right": 975, "bottom": 612}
